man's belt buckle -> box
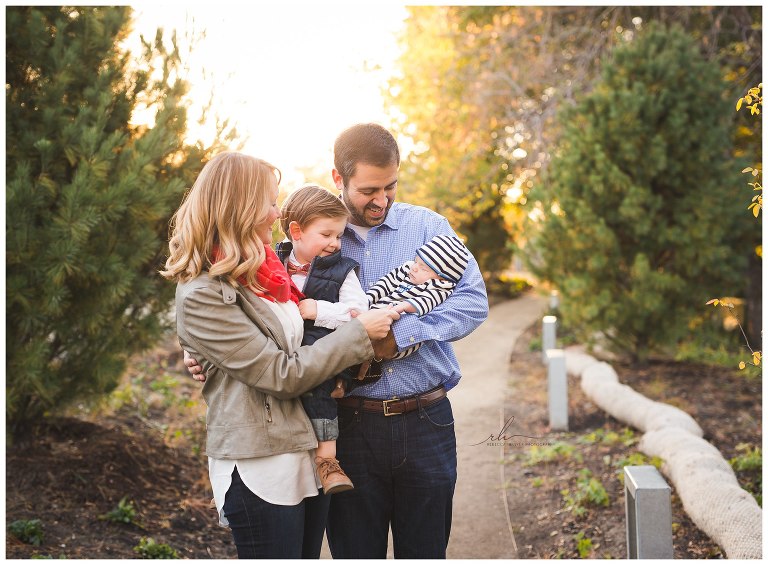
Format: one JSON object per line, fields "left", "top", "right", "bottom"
{"left": 382, "top": 397, "right": 401, "bottom": 416}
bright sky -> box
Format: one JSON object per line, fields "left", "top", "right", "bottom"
{"left": 128, "top": 3, "right": 408, "bottom": 188}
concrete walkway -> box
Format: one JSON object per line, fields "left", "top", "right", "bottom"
{"left": 448, "top": 293, "right": 546, "bottom": 558}
{"left": 321, "top": 293, "right": 546, "bottom": 559}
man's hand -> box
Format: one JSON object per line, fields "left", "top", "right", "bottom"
{"left": 298, "top": 298, "right": 318, "bottom": 320}
{"left": 184, "top": 350, "right": 205, "bottom": 382}
{"left": 371, "top": 329, "right": 398, "bottom": 361}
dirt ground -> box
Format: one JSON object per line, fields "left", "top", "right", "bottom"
{"left": 5, "top": 337, "right": 234, "bottom": 559}
{"left": 5, "top": 313, "right": 762, "bottom": 559}
{"left": 501, "top": 322, "right": 762, "bottom": 559}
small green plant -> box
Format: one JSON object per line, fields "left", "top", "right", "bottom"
{"left": 100, "top": 497, "right": 138, "bottom": 525}
{"left": 528, "top": 336, "right": 542, "bottom": 352}
{"left": 150, "top": 373, "right": 181, "bottom": 407}
{"left": 561, "top": 469, "right": 610, "bottom": 517}
{"left": 30, "top": 554, "right": 66, "bottom": 560}
{"left": 573, "top": 530, "right": 594, "bottom": 558}
{"left": 579, "top": 428, "right": 603, "bottom": 444}
{"left": 613, "top": 453, "right": 663, "bottom": 484}
{"left": 580, "top": 427, "right": 636, "bottom": 447}
{"left": 133, "top": 537, "right": 179, "bottom": 559}
{"left": 9, "top": 518, "right": 44, "bottom": 546}
{"left": 525, "top": 441, "right": 581, "bottom": 466}
{"left": 730, "top": 443, "right": 762, "bottom": 506}
{"left": 108, "top": 362, "right": 195, "bottom": 417}
{"left": 531, "top": 476, "right": 544, "bottom": 487}
{"left": 562, "top": 491, "right": 588, "bottom": 517}
{"left": 108, "top": 375, "right": 151, "bottom": 416}
{"left": 730, "top": 443, "right": 762, "bottom": 472}
{"left": 619, "top": 428, "right": 638, "bottom": 446}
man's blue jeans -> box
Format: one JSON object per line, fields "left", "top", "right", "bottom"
{"left": 326, "top": 395, "right": 457, "bottom": 558}
{"left": 222, "top": 467, "right": 330, "bottom": 559}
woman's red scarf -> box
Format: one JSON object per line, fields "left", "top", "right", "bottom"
{"left": 212, "top": 244, "right": 304, "bottom": 305}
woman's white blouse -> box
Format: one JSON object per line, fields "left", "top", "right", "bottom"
{"left": 208, "top": 297, "right": 321, "bottom": 526}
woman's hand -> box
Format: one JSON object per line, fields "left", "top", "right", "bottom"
{"left": 355, "top": 308, "right": 400, "bottom": 340}
{"left": 184, "top": 350, "right": 205, "bottom": 382}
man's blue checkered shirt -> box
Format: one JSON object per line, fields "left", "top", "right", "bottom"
{"left": 341, "top": 202, "right": 489, "bottom": 400}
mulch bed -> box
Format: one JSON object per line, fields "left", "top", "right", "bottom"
{"left": 5, "top": 340, "right": 234, "bottom": 559}
{"left": 501, "top": 321, "right": 761, "bottom": 559}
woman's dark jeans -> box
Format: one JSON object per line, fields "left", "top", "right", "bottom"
{"left": 222, "top": 466, "right": 330, "bottom": 559}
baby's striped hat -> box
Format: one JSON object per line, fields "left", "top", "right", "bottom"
{"left": 416, "top": 235, "right": 470, "bottom": 283}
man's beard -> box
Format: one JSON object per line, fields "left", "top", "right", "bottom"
{"left": 346, "top": 197, "right": 392, "bottom": 228}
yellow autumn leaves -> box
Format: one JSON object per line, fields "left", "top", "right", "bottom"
{"left": 700, "top": 89, "right": 761, "bottom": 371}
{"left": 742, "top": 167, "right": 762, "bottom": 218}
{"left": 737, "top": 84, "right": 762, "bottom": 218}
{"left": 706, "top": 299, "right": 761, "bottom": 370}
{"left": 736, "top": 83, "right": 762, "bottom": 114}
{"left": 738, "top": 353, "right": 761, "bottom": 371}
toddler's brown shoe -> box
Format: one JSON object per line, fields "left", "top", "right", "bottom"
{"left": 315, "top": 456, "right": 354, "bottom": 495}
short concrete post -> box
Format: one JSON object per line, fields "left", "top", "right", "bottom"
{"left": 624, "top": 465, "right": 673, "bottom": 559}
{"left": 545, "top": 349, "right": 568, "bottom": 431}
{"left": 549, "top": 290, "right": 559, "bottom": 310}
{"left": 542, "top": 315, "right": 557, "bottom": 363}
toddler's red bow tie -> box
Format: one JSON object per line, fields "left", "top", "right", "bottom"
{"left": 286, "top": 261, "right": 311, "bottom": 276}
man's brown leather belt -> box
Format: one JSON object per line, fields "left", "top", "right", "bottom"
{"left": 335, "top": 386, "right": 446, "bottom": 416}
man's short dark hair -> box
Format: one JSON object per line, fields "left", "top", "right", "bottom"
{"left": 333, "top": 123, "right": 400, "bottom": 187}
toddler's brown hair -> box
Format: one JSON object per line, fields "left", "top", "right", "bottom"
{"left": 279, "top": 184, "right": 350, "bottom": 239}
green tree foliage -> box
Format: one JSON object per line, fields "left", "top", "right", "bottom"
{"left": 385, "top": 7, "right": 759, "bottom": 278}
{"left": 6, "top": 7, "right": 225, "bottom": 437}
{"left": 524, "top": 24, "right": 747, "bottom": 362}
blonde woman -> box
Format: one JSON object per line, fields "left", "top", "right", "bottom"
{"left": 161, "top": 152, "right": 398, "bottom": 559}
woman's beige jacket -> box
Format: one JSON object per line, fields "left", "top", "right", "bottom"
{"left": 175, "top": 272, "right": 374, "bottom": 459}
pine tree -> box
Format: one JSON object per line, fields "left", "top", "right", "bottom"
{"left": 6, "top": 7, "right": 221, "bottom": 437}
{"left": 524, "top": 24, "right": 747, "bottom": 363}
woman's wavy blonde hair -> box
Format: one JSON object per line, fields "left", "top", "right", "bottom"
{"left": 161, "top": 152, "right": 281, "bottom": 290}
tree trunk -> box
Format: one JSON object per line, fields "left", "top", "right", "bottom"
{"left": 632, "top": 336, "right": 650, "bottom": 368}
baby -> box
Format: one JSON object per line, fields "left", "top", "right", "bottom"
{"left": 366, "top": 234, "right": 471, "bottom": 360}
